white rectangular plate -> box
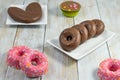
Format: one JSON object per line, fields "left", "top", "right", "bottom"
{"left": 47, "top": 30, "right": 115, "bottom": 60}
{"left": 6, "top": 4, "right": 47, "bottom": 25}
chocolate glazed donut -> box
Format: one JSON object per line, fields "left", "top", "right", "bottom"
{"left": 72, "top": 24, "right": 88, "bottom": 44}
{"left": 59, "top": 28, "right": 81, "bottom": 51}
{"left": 80, "top": 20, "right": 96, "bottom": 39}
{"left": 92, "top": 19, "right": 105, "bottom": 36}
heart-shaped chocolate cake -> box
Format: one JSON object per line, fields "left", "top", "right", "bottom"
{"left": 8, "top": 2, "right": 42, "bottom": 23}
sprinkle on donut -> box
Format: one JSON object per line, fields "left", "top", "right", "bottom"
{"left": 98, "top": 58, "right": 120, "bottom": 80}
{"left": 60, "top": 1, "right": 81, "bottom": 12}
{"left": 6, "top": 46, "right": 48, "bottom": 78}
{"left": 6, "top": 46, "right": 31, "bottom": 69}
{"left": 20, "top": 50, "right": 48, "bottom": 78}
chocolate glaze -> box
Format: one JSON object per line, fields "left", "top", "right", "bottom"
{"left": 60, "top": 1, "right": 81, "bottom": 11}
{"left": 26, "top": 2, "right": 42, "bottom": 18}
{"left": 59, "top": 28, "right": 81, "bottom": 51}
{"left": 73, "top": 24, "right": 88, "bottom": 44}
{"left": 92, "top": 19, "right": 105, "bottom": 36}
{"left": 8, "top": 2, "right": 42, "bottom": 23}
{"left": 80, "top": 20, "right": 96, "bottom": 39}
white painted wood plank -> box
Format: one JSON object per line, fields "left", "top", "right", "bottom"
{"left": 96, "top": 0, "right": 120, "bottom": 34}
{"left": 44, "top": 46, "right": 78, "bottom": 80}
{"left": 74, "top": 0, "right": 110, "bottom": 80}
{"left": 106, "top": 34, "right": 120, "bottom": 59}
{"left": 38, "top": 0, "right": 47, "bottom": 5}
{"left": 78, "top": 44, "right": 110, "bottom": 80}
{"left": 0, "top": 0, "right": 25, "bottom": 80}
{"left": 74, "top": 0, "right": 100, "bottom": 24}
{"left": 38, "top": 0, "right": 48, "bottom": 80}
{"left": 0, "top": 28, "right": 16, "bottom": 80}
{"left": 96, "top": 0, "right": 120, "bottom": 58}
{"left": 43, "top": 0, "right": 78, "bottom": 80}
{"left": 76, "top": 0, "right": 97, "bottom": 7}
{"left": 14, "top": 26, "right": 45, "bottom": 50}
{"left": 3, "top": 1, "right": 27, "bottom": 80}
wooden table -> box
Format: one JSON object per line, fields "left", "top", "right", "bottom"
{"left": 0, "top": 0, "right": 120, "bottom": 80}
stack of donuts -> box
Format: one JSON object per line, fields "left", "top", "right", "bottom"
{"left": 59, "top": 19, "right": 105, "bottom": 51}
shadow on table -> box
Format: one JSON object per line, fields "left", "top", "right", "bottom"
{"left": 8, "top": 25, "right": 45, "bottom": 29}
{"left": 44, "top": 43, "right": 76, "bottom": 67}
{"left": 48, "top": 6, "right": 63, "bottom": 17}
{"left": 92, "top": 68, "right": 99, "bottom": 80}
{"left": 0, "top": 52, "right": 8, "bottom": 79}
{"left": 0, "top": 52, "right": 8, "bottom": 66}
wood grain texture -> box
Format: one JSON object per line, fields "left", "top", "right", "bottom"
{"left": 78, "top": 44, "right": 110, "bottom": 80}
{"left": 74, "top": 0, "right": 100, "bottom": 24}
{"left": 0, "top": 0, "right": 25, "bottom": 80}
{"left": 4, "top": 0, "right": 26, "bottom": 80}
{"left": 106, "top": 34, "right": 120, "bottom": 59}
{"left": 96, "top": 0, "right": 120, "bottom": 34}
{"left": 0, "top": 28, "right": 16, "bottom": 80}
{"left": 96, "top": 0, "right": 120, "bottom": 58}
{"left": 74, "top": 0, "right": 110, "bottom": 80}
{"left": 38, "top": 0, "right": 48, "bottom": 80}
{"left": 44, "top": 0, "right": 78, "bottom": 80}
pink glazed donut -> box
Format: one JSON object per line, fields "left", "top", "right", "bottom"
{"left": 6, "top": 46, "right": 31, "bottom": 69}
{"left": 20, "top": 50, "right": 48, "bottom": 78}
{"left": 97, "top": 58, "right": 120, "bottom": 80}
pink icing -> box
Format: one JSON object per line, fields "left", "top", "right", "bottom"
{"left": 20, "top": 50, "right": 48, "bottom": 77}
{"left": 97, "top": 58, "right": 120, "bottom": 80}
{"left": 6, "top": 46, "right": 32, "bottom": 69}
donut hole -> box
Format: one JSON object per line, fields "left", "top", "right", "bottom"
{"left": 31, "top": 57, "right": 40, "bottom": 66}
{"left": 18, "top": 51, "right": 25, "bottom": 56}
{"left": 109, "top": 64, "right": 119, "bottom": 72}
{"left": 66, "top": 36, "right": 72, "bottom": 41}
